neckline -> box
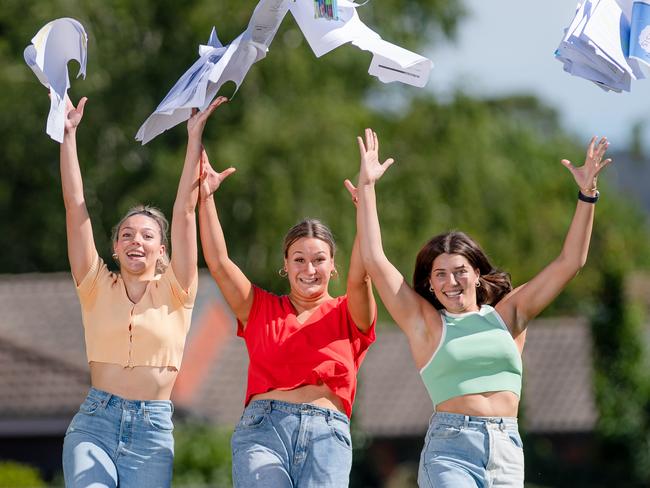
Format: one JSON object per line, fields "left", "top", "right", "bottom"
{"left": 118, "top": 273, "right": 158, "bottom": 305}
{"left": 285, "top": 294, "right": 335, "bottom": 325}
{"left": 441, "top": 304, "right": 490, "bottom": 319}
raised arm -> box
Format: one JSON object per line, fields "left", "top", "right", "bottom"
{"left": 197, "top": 149, "right": 253, "bottom": 323}
{"left": 170, "top": 96, "right": 228, "bottom": 290}
{"left": 354, "top": 129, "right": 435, "bottom": 340}
{"left": 60, "top": 96, "right": 96, "bottom": 284}
{"left": 343, "top": 181, "right": 376, "bottom": 332}
{"left": 496, "top": 136, "right": 612, "bottom": 334}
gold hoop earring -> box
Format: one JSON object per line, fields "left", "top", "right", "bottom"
{"left": 330, "top": 268, "right": 339, "bottom": 278}
{"left": 278, "top": 267, "right": 287, "bottom": 278}
{"left": 428, "top": 284, "right": 434, "bottom": 293}
{"left": 475, "top": 279, "right": 481, "bottom": 288}
{"left": 112, "top": 253, "right": 118, "bottom": 261}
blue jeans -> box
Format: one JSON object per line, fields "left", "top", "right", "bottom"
{"left": 418, "top": 412, "right": 524, "bottom": 488}
{"left": 62, "top": 388, "right": 174, "bottom": 488}
{"left": 231, "top": 400, "right": 353, "bottom": 487}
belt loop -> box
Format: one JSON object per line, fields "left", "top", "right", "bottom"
{"left": 140, "top": 401, "right": 146, "bottom": 413}
{"left": 432, "top": 402, "right": 437, "bottom": 414}
{"left": 265, "top": 401, "right": 272, "bottom": 414}
{"left": 463, "top": 415, "right": 470, "bottom": 428}
{"left": 499, "top": 418, "right": 506, "bottom": 431}
{"left": 100, "top": 394, "right": 110, "bottom": 409}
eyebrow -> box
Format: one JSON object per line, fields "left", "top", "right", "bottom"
{"left": 120, "top": 226, "right": 157, "bottom": 232}
{"left": 433, "top": 265, "right": 467, "bottom": 272}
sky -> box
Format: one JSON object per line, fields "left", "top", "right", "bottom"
{"left": 426, "top": 0, "right": 650, "bottom": 152}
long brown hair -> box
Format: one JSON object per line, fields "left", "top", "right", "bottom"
{"left": 413, "top": 231, "right": 511, "bottom": 309}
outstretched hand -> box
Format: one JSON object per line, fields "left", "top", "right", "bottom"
{"left": 561, "top": 136, "right": 612, "bottom": 194}
{"left": 357, "top": 128, "right": 394, "bottom": 186}
{"left": 64, "top": 96, "right": 87, "bottom": 134}
{"left": 187, "top": 96, "right": 229, "bottom": 139}
{"left": 199, "top": 146, "right": 236, "bottom": 200}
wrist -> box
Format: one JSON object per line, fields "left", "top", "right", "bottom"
{"left": 578, "top": 189, "right": 599, "bottom": 203}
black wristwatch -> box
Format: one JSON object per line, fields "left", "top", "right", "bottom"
{"left": 578, "top": 190, "right": 599, "bottom": 203}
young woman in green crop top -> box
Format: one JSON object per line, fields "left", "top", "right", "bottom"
{"left": 349, "top": 129, "right": 611, "bottom": 487}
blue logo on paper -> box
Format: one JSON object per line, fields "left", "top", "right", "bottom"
{"left": 630, "top": 2, "right": 650, "bottom": 64}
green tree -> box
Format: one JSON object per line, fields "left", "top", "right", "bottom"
{"left": 172, "top": 422, "right": 233, "bottom": 487}
{"left": 0, "top": 461, "right": 46, "bottom": 488}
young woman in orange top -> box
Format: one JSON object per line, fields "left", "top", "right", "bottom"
{"left": 60, "top": 95, "right": 228, "bottom": 488}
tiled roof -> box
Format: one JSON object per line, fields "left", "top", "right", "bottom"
{"left": 521, "top": 317, "right": 597, "bottom": 433}
{"left": 0, "top": 271, "right": 599, "bottom": 436}
{"left": 0, "top": 337, "right": 89, "bottom": 434}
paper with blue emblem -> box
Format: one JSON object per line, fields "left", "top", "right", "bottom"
{"left": 629, "top": 0, "right": 650, "bottom": 69}
{"left": 555, "top": 0, "right": 650, "bottom": 92}
{"left": 24, "top": 18, "right": 88, "bottom": 142}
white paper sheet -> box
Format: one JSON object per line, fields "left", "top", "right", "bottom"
{"left": 24, "top": 18, "right": 88, "bottom": 142}
{"left": 289, "top": 0, "right": 432, "bottom": 87}
{"left": 136, "top": 0, "right": 290, "bottom": 144}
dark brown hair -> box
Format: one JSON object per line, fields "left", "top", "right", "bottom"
{"left": 111, "top": 205, "right": 170, "bottom": 274}
{"left": 283, "top": 219, "right": 336, "bottom": 257}
{"left": 413, "top": 231, "right": 512, "bottom": 309}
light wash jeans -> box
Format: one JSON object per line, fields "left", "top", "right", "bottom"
{"left": 231, "top": 400, "right": 353, "bottom": 487}
{"left": 62, "top": 387, "right": 174, "bottom": 488}
{"left": 418, "top": 412, "right": 524, "bottom": 488}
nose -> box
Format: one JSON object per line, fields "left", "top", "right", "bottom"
{"left": 306, "top": 262, "right": 316, "bottom": 274}
{"left": 448, "top": 274, "right": 459, "bottom": 286}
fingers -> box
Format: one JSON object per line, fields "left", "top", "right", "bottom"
{"left": 560, "top": 158, "right": 576, "bottom": 174}
{"left": 204, "top": 96, "right": 229, "bottom": 117}
{"left": 586, "top": 136, "right": 597, "bottom": 159}
{"left": 219, "top": 167, "right": 236, "bottom": 181}
{"left": 77, "top": 97, "right": 88, "bottom": 116}
{"left": 344, "top": 178, "right": 357, "bottom": 195}
{"left": 357, "top": 136, "right": 366, "bottom": 157}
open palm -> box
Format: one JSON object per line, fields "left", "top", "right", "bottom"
{"left": 357, "top": 128, "right": 394, "bottom": 185}
{"left": 561, "top": 136, "right": 612, "bottom": 192}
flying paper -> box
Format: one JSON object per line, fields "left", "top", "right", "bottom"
{"left": 136, "top": 0, "right": 289, "bottom": 144}
{"left": 556, "top": 0, "right": 647, "bottom": 92}
{"left": 290, "top": 0, "right": 432, "bottom": 87}
{"left": 24, "top": 18, "right": 88, "bottom": 142}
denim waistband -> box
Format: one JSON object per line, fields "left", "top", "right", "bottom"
{"left": 247, "top": 399, "right": 349, "bottom": 424}
{"left": 87, "top": 387, "right": 173, "bottom": 413}
{"left": 431, "top": 411, "right": 518, "bottom": 429}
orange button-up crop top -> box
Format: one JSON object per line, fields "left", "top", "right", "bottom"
{"left": 75, "top": 252, "right": 197, "bottom": 369}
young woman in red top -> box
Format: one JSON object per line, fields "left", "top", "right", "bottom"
{"left": 198, "top": 152, "right": 376, "bottom": 487}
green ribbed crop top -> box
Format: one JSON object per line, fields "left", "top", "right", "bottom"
{"left": 420, "top": 305, "right": 522, "bottom": 406}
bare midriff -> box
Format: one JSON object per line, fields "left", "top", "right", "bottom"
{"left": 436, "top": 391, "right": 519, "bottom": 418}
{"left": 250, "top": 383, "right": 345, "bottom": 415}
{"left": 90, "top": 361, "right": 178, "bottom": 401}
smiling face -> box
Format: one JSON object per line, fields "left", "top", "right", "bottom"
{"left": 430, "top": 253, "right": 481, "bottom": 314}
{"left": 113, "top": 214, "right": 165, "bottom": 278}
{"left": 284, "top": 237, "right": 335, "bottom": 300}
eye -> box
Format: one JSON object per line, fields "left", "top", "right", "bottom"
{"left": 457, "top": 268, "right": 468, "bottom": 275}
{"left": 144, "top": 233, "right": 154, "bottom": 240}
{"left": 294, "top": 258, "right": 304, "bottom": 263}
{"left": 121, "top": 232, "right": 131, "bottom": 238}
{"left": 435, "top": 272, "right": 445, "bottom": 278}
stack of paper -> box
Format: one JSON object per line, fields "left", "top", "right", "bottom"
{"left": 556, "top": 0, "right": 649, "bottom": 92}
{"left": 24, "top": 18, "right": 88, "bottom": 142}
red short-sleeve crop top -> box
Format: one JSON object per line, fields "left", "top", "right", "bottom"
{"left": 237, "top": 286, "right": 376, "bottom": 418}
